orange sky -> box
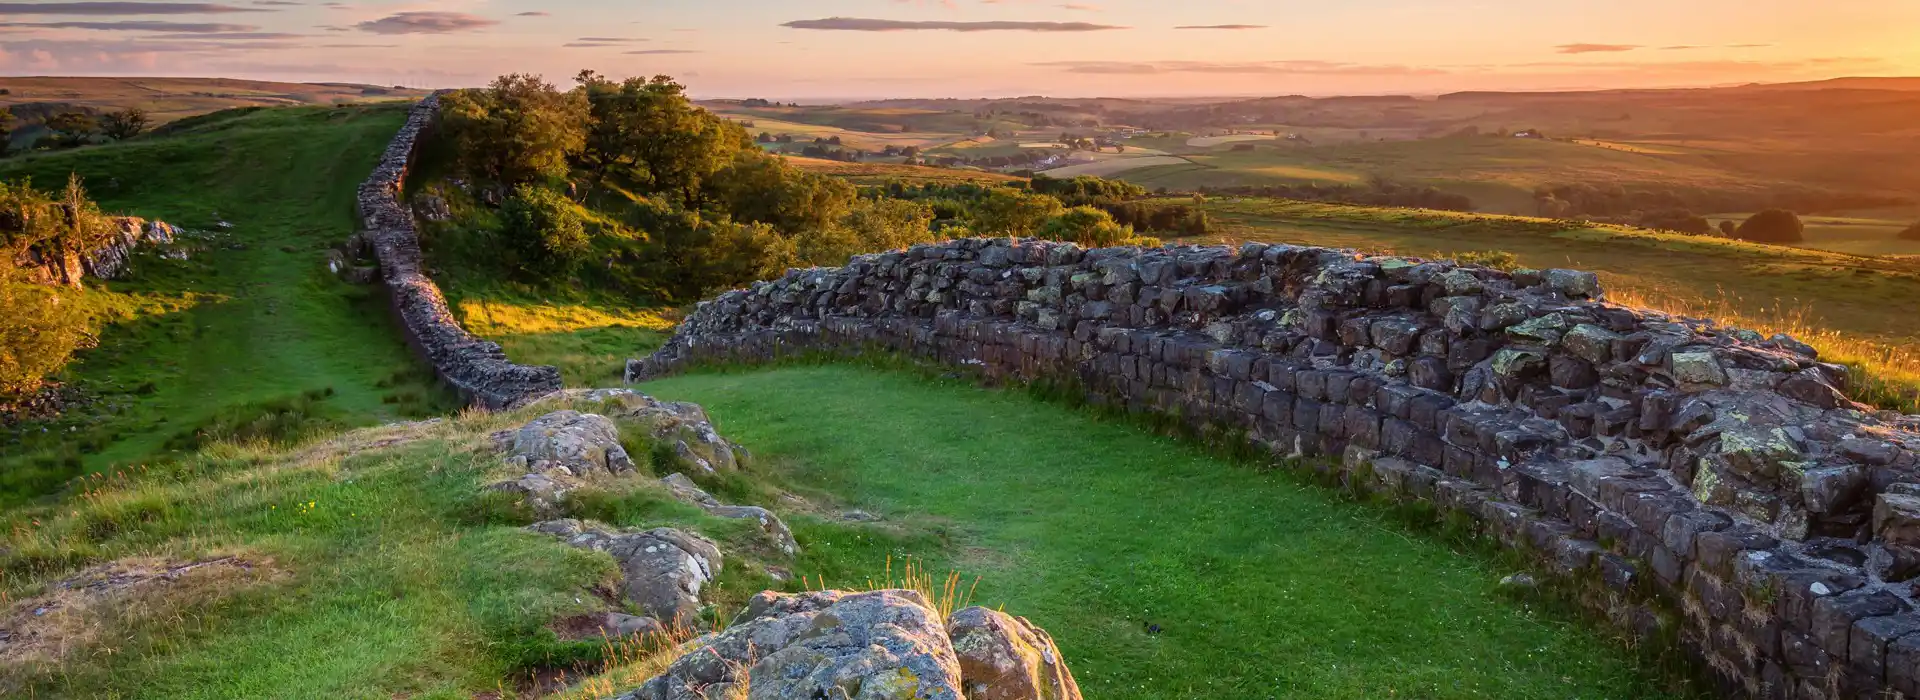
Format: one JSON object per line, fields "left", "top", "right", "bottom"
{"left": 0, "top": 0, "right": 1914, "bottom": 98}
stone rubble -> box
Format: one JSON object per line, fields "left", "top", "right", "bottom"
{"left": 660, "top": 472, "right": 799, "bottom": 557}
{"left": 631, "top": 237, "right": 1920, "bottom": 698}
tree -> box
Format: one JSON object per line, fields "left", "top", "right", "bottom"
{"left": 0, "top": 108, "right": 12, "bottom": 158}
{"left": 43, "top": 112, "right": 98, "bottom": 149}
{"left": 1733, "top": 209, "right": 1805, "bottom": 244}
{"left": 499, "top": 184, "right": 591, "bottom": 278}
{"left": 440, "top": 74, "right": 588, "bottom": 185}
{"left": 801, "top": 197, "right": 937, "bottom": 264}
{"left": 1901, "top": 220, "right": 1920, "bottom": 241}
{"left": 707, "top": 152, "right": 854, "bottom": 237}
{"left": 1718, "top": 220, "right": 1738, "bottom": 236}
{"left": 100, "top": 107, "right": 151, "bottom": 141}
{"left": 573, "top": 71, "right": 745, "bottom": 204}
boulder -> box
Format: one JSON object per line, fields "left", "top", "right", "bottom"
{"left": 948, "top": 606, "right": 1083, "bottom": 700}
{"left": 614, "top": 589, "right": 965, "bottom": 700}
{"left": 529, "top": 520, "right": 721, "bottom": 624}
{"left": 502, "top": 410, "right": 635, "bottom": 476}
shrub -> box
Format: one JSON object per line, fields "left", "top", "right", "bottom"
{"left": 500, "top": 184, "right": 592, "bottom": 278}
{"left": 1036, "top": 207, "right": 1134, "bottom": 247}
{"left": 1901, "top": 220, "right": 1920, "bottom": 241}
{"left": 1733, "top": 209, "right": 1805, "bottom": 244}
{"left": 0, "top": 269, "right": 92, "bottom": 397}
{"left": 971, "top": 188, "right": 1063, "bottom": 237}
{"left": 1719, "top": 220, "right": 1738, "bottom": 236}
{"left": 1454, "top": 250, "right": 1520, "bottom": 272}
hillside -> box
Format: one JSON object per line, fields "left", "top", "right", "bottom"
{"left": 0, "top": 77, "right": 428, "bottom": 123}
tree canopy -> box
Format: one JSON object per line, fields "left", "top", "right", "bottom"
{"left": 1733, "top": 209, "right": 1805, "bottom": 244}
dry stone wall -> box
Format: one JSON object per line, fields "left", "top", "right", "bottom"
{"left": 354, "top": 95, "right": 561, "bottom": 409}
{"left": 631, "top": 237, "right": 1920, "bottom": 698}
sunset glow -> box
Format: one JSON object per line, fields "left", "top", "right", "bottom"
{"left": 0, "top": 0, "right": 1914, "bottom": 97}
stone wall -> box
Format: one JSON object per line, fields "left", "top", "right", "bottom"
{"left": 630, "top": 237, "right": 1920, "bottom": 698}
{"left": 354, "top": 95, "right": 562, "bottom": 410}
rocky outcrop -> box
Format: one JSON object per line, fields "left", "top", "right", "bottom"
{"left": 661, "top": 472, "right": 799, "bottom": 557}
{"left": 612, "top": 590, "right": 1082, "bottom": 700}
{"left": 529, "top": 519, "right": 720, "bottom": 625}
{"left": 540, "top": 388, "right": 743, "bottom": 475}
{"left": 17, "top": 217, "right": 179, "bottom": 286}
{"left": 487, "top": 410, "right": 637, "bottom": 514}
{"left": 631, "top": 237, "right": 1920, "bottom": 698}
{"left": 353, "top": 94, "right": 562, "bottom": 410}
{"left": 948, "top": 607, "right": 1082, "bottom": 700}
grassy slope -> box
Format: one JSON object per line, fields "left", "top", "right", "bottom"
{"left": 0, "top": 103, "right": 447, "bottom": 499}
{"left": 641, "top": 365, "right": 1689, "bottom": 699}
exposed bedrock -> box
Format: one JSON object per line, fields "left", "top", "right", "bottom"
{"left": 351, "top": 94, "right": 562, "bottom": 410}
{"left": 631, "top": 237, "right": 1920, "bottom": 698}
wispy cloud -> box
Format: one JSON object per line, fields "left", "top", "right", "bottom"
{"left": 1175, "top": 24, "right": 1267, "bottom": 30}
{"left": 1034, "top": 59, "right": 1445, "bottom": 76}
{"left": 0, "top": 2, "right": 270, "bottom": 14}
{"left": 782, "top": 17, "right": 1126, "bottom": 32}
{"left": 356, "top": 11, "right": 495, "bottom": 34}
{"left": 0, "top": 20, "right": 258, "bottom": 32}
{"left": 1556, "top": 43, "right": 1639, "bottom": 54}
{"left": 626, "top": 49, "right": 699, "bottom": 55}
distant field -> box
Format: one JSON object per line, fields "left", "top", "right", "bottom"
{"left": 1108, "top": 137, "right": 1783, "bottom": 213}
{"left": 1041, "top": 155, "right": 1192, "bottom": 178}
{"left": 784, "top": 155, "right": 1024, "bottom": 185}
{"left": 1187, "top": 134, "right": 1275, "bottom": 148}
{"left": 0, "top": 76, "right": 425, "bottom": 122}
{"left": 1707, "top": 210, "right": 1920, "bottom": 257}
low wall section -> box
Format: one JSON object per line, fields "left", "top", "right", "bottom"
{"left": 354, "top": 95, "right": 562, "bottom": 410}
{"left": 631, "top": 237, "right": 1920, "bottom": 698}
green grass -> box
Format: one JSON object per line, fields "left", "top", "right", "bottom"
{"left": 0, "top": 102, "right": 451, "bottom": 505}
{"left": 639, "top": 364, "right": 1693, "bottom": 699}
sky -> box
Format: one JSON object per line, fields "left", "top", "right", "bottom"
{"left": 0, "top": 0, "right": 1916, "bottom": 99}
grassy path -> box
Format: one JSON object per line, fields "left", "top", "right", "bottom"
{"left": 1, "top": 104, "right": 445, "bottom": 495}
{"left": 641, "top": 365, "right": 1685, "bottom": 699}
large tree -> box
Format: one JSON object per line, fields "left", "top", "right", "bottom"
{"left": 440, "top": 74, "right": 588, "bottom": 185}
{"left": 100, "top": 107, "right": 151, "bottom": 141}
{"left": 1733, "top": 209, "right": 1805, "bottom": 244}
{"left": 573, "top": 71, "right": 748, "bottom": 204}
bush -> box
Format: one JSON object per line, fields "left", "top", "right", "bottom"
{"left": 1901, "top": 220, "right": 1920, "bottom": 241}
{"left": 1454, "top": 250, "right": 1520, "bottom": 272}
{"left": 500, "top": 184, "right": 591, "bottom": 278}
{"left": 1734, "top": 209, "right": 1805, "bottom": 244}
{"left": 971, "top": 188, "right": 1064, "bottom": 237}
{"left": 1036, "top": 207, "right": 1134, "bottom": 247}
{"left": 0, "top": 269, "right": 92, "bottom": 397}
{"left": 1719, "top": 220, "right": 1738, "bottom": 236}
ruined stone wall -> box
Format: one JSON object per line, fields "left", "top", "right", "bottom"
{"left": 355, "top": 95, "right": 562, "bottom": 410}
{"left": 631, "top": 238, "right": 1920, "bottom": 698}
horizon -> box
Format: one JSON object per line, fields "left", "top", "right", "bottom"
{"left": 0, "top": 0, "right": 1913, "bottom": 99}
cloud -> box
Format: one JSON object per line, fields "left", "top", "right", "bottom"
{"left": 0, "top": 2, "right": 269, "bottom": 14}
{"left": 251, "top": 1, "right": 300, "bottom": 5}
{"left": 1034, "top": 59, "right": 1446, "bottom": 76}
{"left": 626, "top": 49, "right": 699, "bottom": 55}
{"left": 1174, "top": 24, "right": 1266, "bottom": 30}
{"left": 782, "top": 17, "right": 1126, "bottom": 32}
{"left": 1556, "top": 43, "right": 1639, "bottom": 54}
{"left": 1058, "top": 3, "right": 1100, "bottom": 10}
{"left": 144, "top": 31, "right": 301, "bottom": 39}
{"left": 1660, "top": 45, "right": 1704, "bottom": 50}
{"left": 0, "top": 20, "right": 258, "bottom": 32}
{"left": 356, "top": 11, "right": 495, "bottom": 34}
{"left": 516, "top": 11, "right": 548, "bottom": 17}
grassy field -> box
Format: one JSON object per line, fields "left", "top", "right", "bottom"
{"left": 783, "top": 155, "right": 1025, "bottom": 185}
{"left": 639, "top": 365, "right": 1695, "bottom": 699}
{"left": 0, "top": 102, "right": 448, "bottom": 505}
{"left": 1114, "top": 138, "right": 1781, "bottom": 213}
{"left": 1706, "top": 209, "right": 1920, "bottom": 258}
{"left": 0, "top": 76, "right": 426, "bottom": 123}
